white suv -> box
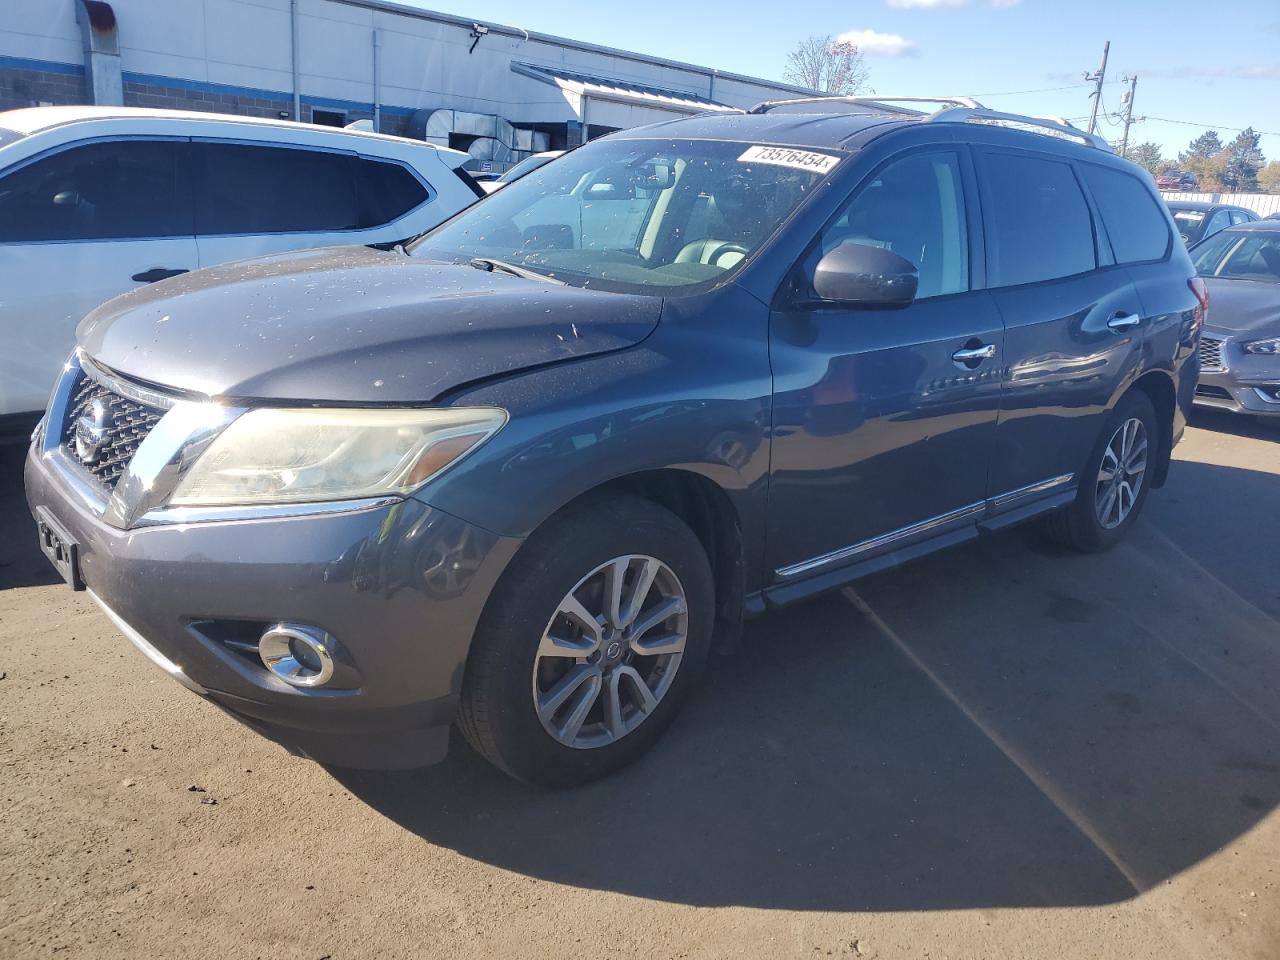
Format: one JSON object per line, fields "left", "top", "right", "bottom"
{"left": 0, "top": 106, "right": 481, "bottom": 427}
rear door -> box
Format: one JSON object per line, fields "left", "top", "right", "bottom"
{"left": 766, "top": 148, "right": 1004, "bottom": 580}
{"left": 977, "top": 148, "right": 1145, "bottom": 506}
{"left": 191, "top": 141, "right": 431, "bottom": 266}
{"left": 0, "top": 138, "right": 196, "bottom": 417}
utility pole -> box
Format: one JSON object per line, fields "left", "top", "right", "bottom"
{"left": 1118, "top": 74, "right": 1138, "bottom": 158}
{"left": 1085, "top": 41, "right": 1110, "bottom": 135}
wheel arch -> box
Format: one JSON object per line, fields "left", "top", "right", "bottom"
{"left": 1128, "top": 370, "right": 1177, "bottom": 488}
{"left": 544, "top": 468, "right": 748, "bottom": 652}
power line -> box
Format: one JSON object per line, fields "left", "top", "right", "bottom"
{"left": 1142, "top": 116, "right": 1280, "bottom": 137}
{"left": 970, "top": 82, "right": 1095, "bottom": 97}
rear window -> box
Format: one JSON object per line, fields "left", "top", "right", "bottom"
{"left": 1170, "top": 208, "right": 1205, "bottom": 242}
{"left": 1080, "top": 164, "right": 1170, "bottom": 263}
{"left": 193, "top": 141, "right": 359, "bottom": 235}
{"left": 981, "top": 152, "right": 1097, "bottom": 287}
{"left": 0, "top": 127, "right": 23, "bottom": 150}
{"left": 0, "top": 139, "right": 189, "bottom": 242}
{"left": 355, "top": 157, "right": 429, "bottom": 226}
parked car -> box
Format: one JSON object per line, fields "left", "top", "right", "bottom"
{"left": 1167, "top": 201, "right": 1259, "bottom": 246}
{"left": 26, "top": 99, "right": 1201, "bottom": 786}
{"left": 1188, "top": 219, "right": 1280, "bottom": 421}
{"left": 1156, "top": 169, "right": 1198, "bottom": 191}
{"left": 479, "top": 151, "right": 566, "bottom": 193}
{"left": 0, "top": 106, "right": 481, "bottom": 433}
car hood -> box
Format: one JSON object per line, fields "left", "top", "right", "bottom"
{"left": 1202, "top": 278, "right": 1280, "bottom": 337}
{"left": 77, "top": 246, "right": 662, "bottom": 403}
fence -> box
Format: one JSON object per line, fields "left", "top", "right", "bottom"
{"left": 1161, "top": 192, "right": 1280, "bottom": 217}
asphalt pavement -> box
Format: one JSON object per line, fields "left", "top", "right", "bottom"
{"left": 1, "top": 411, "right": 1277, "bottom": 959}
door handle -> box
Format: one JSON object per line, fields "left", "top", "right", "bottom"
{"left": 1107, "top": 311, "right": 1142, "bottom": 332}
{"left": 131, "top": 267, "right": 189, "bottom": 283}
{"left": 951, "top": 343, "right": 997, "bottom": 363}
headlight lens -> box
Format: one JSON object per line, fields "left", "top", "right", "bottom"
{"left": 169, "top": 406, "right": 506, "bottom": 506}
{"left": 1243, "top": 337, "right": 1280, "bottom": 356}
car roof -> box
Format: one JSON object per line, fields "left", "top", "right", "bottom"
{"left": 611, "top": 110, "right": 903, "bottom": 150}
{"left": 0, "top": 105, "right": 454, "bottom": 152}
{"left": 1167, "top": 201, "right": 1246, "bottom": 212}
{"left": 1218, "top": 218, "right": 1280, "bottom": 234}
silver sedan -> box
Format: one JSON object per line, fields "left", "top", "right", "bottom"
{"left": 1190, "top": 220, "right": 1280, "bottom": 422}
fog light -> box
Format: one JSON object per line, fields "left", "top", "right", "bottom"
{"left": 258, "top": 624, "right": 336, "bottom": 688}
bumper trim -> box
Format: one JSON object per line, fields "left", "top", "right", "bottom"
{"left": 88, "top": 589, "right": 209, "bottom": 695}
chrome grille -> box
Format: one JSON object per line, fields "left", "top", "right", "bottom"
{"left": 1198, "top": 336, "right": 1224, "bottom": 372}
{"left": 60, "top": 373, "right": 165, "bottom": 489}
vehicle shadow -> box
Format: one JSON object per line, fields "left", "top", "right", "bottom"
{"left": 0, "top": 446, "right": 60, "bottom": 591}
{"left": 1189, "top": 407, "right": 1278, "bottom": 442}
{"left": 335, "top": 458, "right": 1280, "bottom": 913}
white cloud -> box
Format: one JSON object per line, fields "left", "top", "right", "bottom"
{"left": 988, "top": 0, "right": 1022, "bottom": 7}
{"left": 836, "top": 28, "right": 920, "bottom": 58}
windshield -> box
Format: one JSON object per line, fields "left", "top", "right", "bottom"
{"left": 1193, "top": 230, "right": 1280, "bottom": 282}
{"left": 409, "top": 138, "right": 841, "bottom": 295}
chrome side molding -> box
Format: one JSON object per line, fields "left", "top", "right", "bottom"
{"left": 776, "top": 473, "right": 1075, "bottom": 580}
{"left": 776, "top": 501, "right": 986, "bottom": 579}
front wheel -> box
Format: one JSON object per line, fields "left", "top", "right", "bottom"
{"left": 1043, "top": 390, "right": 1158, "bottom": 553}
{"left": 458, "top": 494, "right": 714, "bottom": 786}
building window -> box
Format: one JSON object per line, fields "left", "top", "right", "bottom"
{"left": 312, "top": 109, "right": 346, "bottom": 128}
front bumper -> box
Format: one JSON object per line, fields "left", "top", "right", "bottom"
{"left": 25, "top": 443, "right": 521, "bottom": 769}
{"left": 1194, "top": 332, "right": 1280, "bottom": 418}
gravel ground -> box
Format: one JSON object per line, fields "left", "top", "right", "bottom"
{"left": 1, "top": 411, "right": 1277, "bottom": 960}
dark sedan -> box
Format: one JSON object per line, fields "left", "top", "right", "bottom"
{"left": 1190, "top": 220, "right": 1280, "bottom": 422}
{"left": 1167, "top": 201, "right": 1259, "bottom": 246}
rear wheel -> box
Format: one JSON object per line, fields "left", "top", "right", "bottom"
{"left": 458, "top": 494, "right": 714, "bottom": 786}
{"left": 1043, "top": 390, "right": 1158, "bottom": 553}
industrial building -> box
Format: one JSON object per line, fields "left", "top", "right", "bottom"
{"left": 0, "top": 0, "right": 810, "bottom": 170}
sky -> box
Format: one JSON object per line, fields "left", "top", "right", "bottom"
{"left": 407, "top": 0, "right": 1280, "bottom": 164}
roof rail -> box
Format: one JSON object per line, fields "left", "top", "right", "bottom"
{"left": 748, "top": 95, "right": 980, "bottom": 115}
{"left": 931, "top": 106, "right": 1112, "bottom": 151}
{"left": 745, "top": 94, "right": 1113, "bottom": 152}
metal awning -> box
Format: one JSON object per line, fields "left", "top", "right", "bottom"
{"left": 511, "top": 62, "right": 737, "bottom": 116}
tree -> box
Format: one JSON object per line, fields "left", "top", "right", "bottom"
{"left": 783, "top": 35, "right": 870, "bottom": 95}
{"left": 1179, "top": 130, "right": 1223, "bottom": 163}
{"left": 1128, "top": 142, "right": 1163, "bottom": 176}
{"left": 1222, "top": 127, "right": 1265, "bottom": 192}
{"left": 1259, "top": 160, "right": 1280, "bottom": 195}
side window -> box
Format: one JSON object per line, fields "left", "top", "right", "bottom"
{"left": 1229, "top": 209, "right": 1253, "bottom": 225}
{"left": 0, "top": 139, "right": 188, "bottom": 242}
{"left": 1079, "top": 164, "right": 1170, "bottom": 263}
{"left": 814, "top": 151, "right": 969, "bottom": 300}
{"left": 194, "top": 142, "right": 359, "bottom": 235}
{"left": 355, "top": 157, "right": 430, "bottom": 227}
{"left": 981, "top": 152, "right": 1096, "bottom": 287}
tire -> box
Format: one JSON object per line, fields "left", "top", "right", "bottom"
{"left": 1042, "top": 390, "right": 1159, "bottom": 553}
{"left": 458, "top": 493, "right": 715, "bottom": 787}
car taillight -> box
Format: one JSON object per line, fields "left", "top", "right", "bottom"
{"left": 1188, "top": 277, "right": 1209, "bottom": 332}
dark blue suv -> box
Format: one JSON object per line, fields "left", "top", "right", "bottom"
{"left": 26, "top": 98, "right": 1203, "bottom": 785}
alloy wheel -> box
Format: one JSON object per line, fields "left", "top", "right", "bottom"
{"left": 532, "top": 555, "right": 688, "bottom": 749}
{"left": 1095, "top": 417, "right": 1148, "bottom": 530}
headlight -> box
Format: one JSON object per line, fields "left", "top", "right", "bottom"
{"left": 1243, "top": 337, "right": 1280, "bottom": 356}
{"left": 169, "top": 406, "right": 506, "bottom": 506}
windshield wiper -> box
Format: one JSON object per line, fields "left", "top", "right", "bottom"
{"left": 468, "top": 257, "right": 564, "bottom": 285}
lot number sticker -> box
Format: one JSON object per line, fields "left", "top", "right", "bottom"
{"left": 738, "top": 145, "right": 840, "bottom": 174}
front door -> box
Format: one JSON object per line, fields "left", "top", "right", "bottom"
{"left": 0, "top": 138, "right": 196, "bottom": 417}
{"left": 766, "top": 149, "right": 1003, "bottom": 581}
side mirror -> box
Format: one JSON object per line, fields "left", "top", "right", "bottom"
{"left": 812, "top": 242, "right": 918, "bottom": 308}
